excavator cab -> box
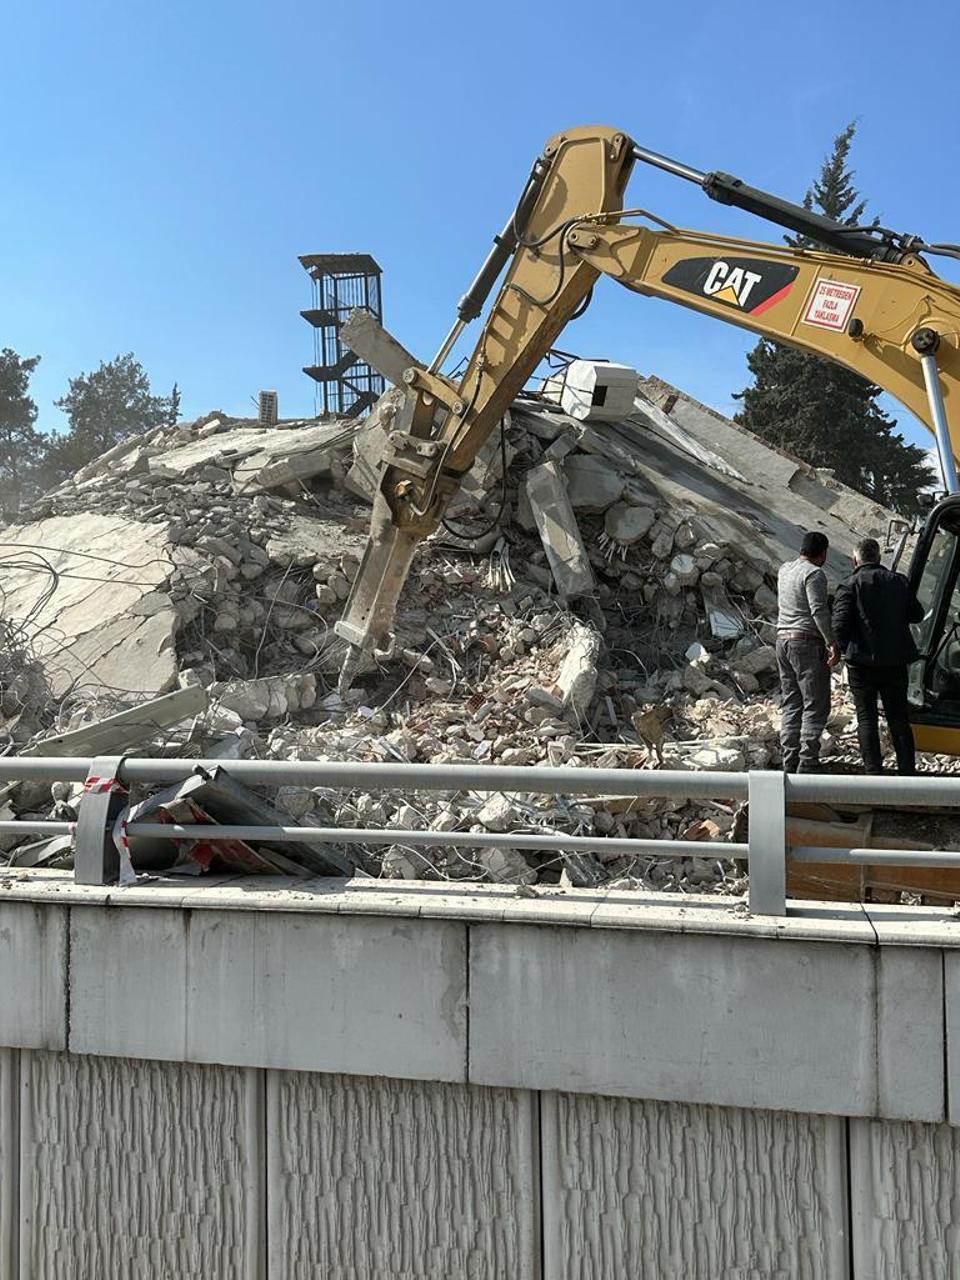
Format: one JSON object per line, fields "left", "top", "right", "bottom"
{"left": 907, "top": 496, "right": 960, "bottom": 753}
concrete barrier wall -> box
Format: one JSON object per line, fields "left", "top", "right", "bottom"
{"left": 3, "top": 1051, "right": 960, "bottom": 1277}
{"left": 0, "top": 873, "right": 957, "bottom": 1274}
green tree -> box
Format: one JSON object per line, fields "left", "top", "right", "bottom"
{"left": 734, "top": 122, "right": 934, "bottom": 514}
{"left": 0, "top": 349, "right": 45, "bottom": 514}
{"left": 52, "top": 353, "right": 171, "bottom": 474}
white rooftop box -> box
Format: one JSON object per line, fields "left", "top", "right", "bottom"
{"left": 558, "top": 360, "right": 639, "bottom": 423}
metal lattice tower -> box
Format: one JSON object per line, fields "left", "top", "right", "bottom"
{"left": 299, "top": 253, "right": 386, "bottom": 418}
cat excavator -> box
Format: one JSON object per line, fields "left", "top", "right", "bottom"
{"left": 336, "top": 124, "right": 960, "bottom": 777}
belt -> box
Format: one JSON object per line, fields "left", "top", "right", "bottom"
{"left": 778, "top": 629, "right": 824, "bottom": 642}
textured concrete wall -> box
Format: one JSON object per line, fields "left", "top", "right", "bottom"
{"left": 541, "top": 1093, "right": 848, "bottom": 1280}
{"left": 267, "top": 1073, "right": 537, "bottom": 1278}
{"left": 19, "top": 1052, "right": 263, "bottom": 1278}
{"left": 851, "top": 1117, "right": 960, "bottom": 1279}
{"left": 1, "top": 886, "right": 959, "bottom": 1273}
{"left": 5, "top": 1050, "right": 960, "bottom": 1276}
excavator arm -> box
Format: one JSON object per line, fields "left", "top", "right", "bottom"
{"left": 336, "top": 125, "right": 960, "bottom": 689}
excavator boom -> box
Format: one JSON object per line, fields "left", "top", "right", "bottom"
{"left": 336, "top": 125, "right": 960, "bottom": 689}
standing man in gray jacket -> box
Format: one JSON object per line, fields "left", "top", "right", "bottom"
{"left": 776, "top": 531, "right": 840, "bottom": 773}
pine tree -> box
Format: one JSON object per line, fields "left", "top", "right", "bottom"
{"left": 734, "top": 123, "right": 933, "bottom": 514}
{"left": 49, "top": 353, "right": 171, "bottom": 478}
{"left": 0, "top": 349, "right": 45, "bottom": 515}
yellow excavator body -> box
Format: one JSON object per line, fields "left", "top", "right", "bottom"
{"left": 336, "top": 124, "right": 960, "bottom": 899}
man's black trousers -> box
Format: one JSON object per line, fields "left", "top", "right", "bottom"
{"left": 846, "top": 663, "right": 916, "bottom": 775}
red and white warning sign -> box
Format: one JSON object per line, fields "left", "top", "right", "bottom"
{"left": 801, "top": 277, "right": 861, "bottom": 331}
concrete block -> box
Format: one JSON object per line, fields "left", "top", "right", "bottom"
{"left": 560, "top": 452, "right": 627, "bottom": 511}
{"left": 20, "top": 1050, "right": 263, "bottom": 1277}
{"left": 877, "top": 947, "right": 944, "bottom": 1122}
{"left": 851, "top": 1116, "right": 960, "bottom": 1277}
{"left": 69, "top": 906, "right": 468, "bottom": 1081}
{"left": 0, "top": 903, "right": 65, "bottom": 1050}
{"left": 541, "top": 1092, "right": 848, "bottom": 1279}
{"left": 939, "top": 950, "right": 960, "bottom": 1124}
{"left": 266, "top": 1072, "right": 538, "bottom": 1277}
{"left": 341, "top": 308, "right": 422, "bottom": 386}
{"left": 183, "top": 912, "right": 467, "bottom": 1079}
{"left": 524, "top": 462, "right": 596, "bottom": 599}
{"left": 69, "top": 907, "right": 188, "bottom": 1059}
{"left": 469, "top": 924, "right": 877, "bottom": 1116}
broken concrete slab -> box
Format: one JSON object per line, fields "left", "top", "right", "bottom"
{"left": 636, "top": 374, "right": 893, "bottom": 580}
{"left": 233, "top": 423, "right": 355, "bottom": 492}
{"left": 0, "top": 513, "right": 179, "bottom": 698}
{"left": 25, "top": 686, "right": 209, "bottom": 759}
{"left": 475, "top": 793, "right": 520, "bottom": 832}
{"left": 524, "top": 463, "right": 596, "bottom": 599}
{"left": 341, "top": 308, "right": 422, "bottom": 386}
{"left": 146, "top": 430, "right": 268, "bottom": 480}
{"left": 478, "top": 847, "right": 537, "bottom": 885}
{"left": 561, "top": 454, "right": 627, "bottom": 512}
{"left": 266, "top": 516, "right": 364, "bottom": 568}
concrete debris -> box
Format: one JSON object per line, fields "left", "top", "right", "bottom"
{"left": 561, "top": 454, "right": 627, "bottom": 512}
{"left": 31, "top": 686, "right": 209, "bottom": 759}
{"left": 554, "top": 622, "right": 601, "bottom": 720}
{"left": 604, "top": 502, "right": 655, "bottom": 545}
{"left": 733, "top": 644, "right": 778, "bottom": 677}
{"left": 475, "top": 793, "right": 519, "bottom": 832}
{"left": 0, "top": 357, "right": 933, "bottom": 892}
{"left": 235, "top": 422, "right": 353, "bottom": 491}
{"left": 525, "top": 463, "right": 596, "bottom": 598}
{"left": 340, "top": 307, "right": 422, "bottom": 387}
{"left": 478, "top": 847, "right": 537, "bottom": 885}
{"left": 685, "top": 745, "right": 747, "bottom": 772}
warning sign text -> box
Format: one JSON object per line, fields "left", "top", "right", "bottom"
{"left": 801, "top": 278, "right": 861, "bottom": 332}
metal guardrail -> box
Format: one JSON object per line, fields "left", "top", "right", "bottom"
{"left": 0, "top": 754, "right": 958, "bottom": 916}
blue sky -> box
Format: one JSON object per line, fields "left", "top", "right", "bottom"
{"left": 3, "top": 0, "right": 959, "bottom": 451}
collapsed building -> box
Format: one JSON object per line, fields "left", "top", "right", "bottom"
{"left": 0, "top": 339, "right": 929, "bottom": 890}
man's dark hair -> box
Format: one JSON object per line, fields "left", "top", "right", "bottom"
{"left": 801, "top": 531, "right": 829, "bottom": 559}
{"left": 856, "top": 537, "right": 881, "bottom": 564}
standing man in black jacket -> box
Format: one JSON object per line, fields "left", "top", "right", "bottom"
{"left": 832, "top": 538, "right": 924, "bottom": 775}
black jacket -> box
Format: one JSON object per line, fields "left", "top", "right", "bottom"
{"left": 832, "top": 563, "right": 924, "bottom": 667}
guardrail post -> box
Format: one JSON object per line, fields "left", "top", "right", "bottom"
{"left": 748, "top": 770, "right": 787, "bottom": 916}
{"left": 74, "top": 755, "right": 128, "bottom": 886}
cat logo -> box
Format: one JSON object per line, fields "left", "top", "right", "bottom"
{"left": 662, "top": 256, "right": 799, "bottom": 315}
{"left": 703, "top": 261, "right": 763, "bottom": 308}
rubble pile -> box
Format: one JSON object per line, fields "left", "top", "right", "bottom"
{"left": 0, "top": 368, "right": 930, "bottom": 889}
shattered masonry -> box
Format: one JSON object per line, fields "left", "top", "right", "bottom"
{"left": 0, "top": 364, "right": 937, "bottom": 889}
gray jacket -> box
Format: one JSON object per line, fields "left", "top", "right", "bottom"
{"left": 777, "top": 557, "right": 836, "bottom": 646}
